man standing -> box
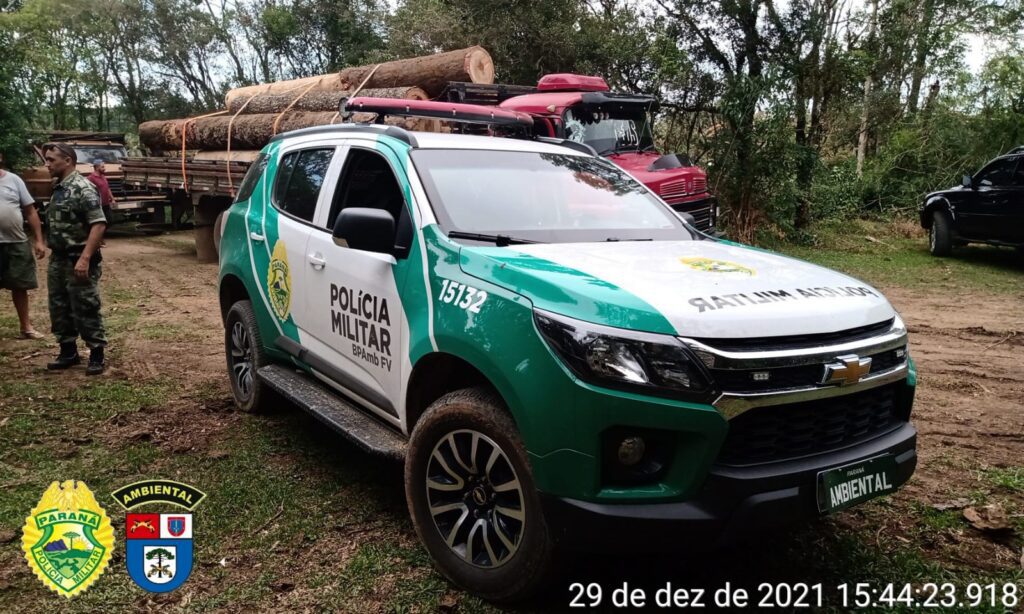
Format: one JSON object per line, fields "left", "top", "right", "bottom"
{"left": 0, "top": 154, "right": 46, "bottom": 338}
{"left": 86, "top": 158, "right": 116, "bottom": 223}
{"left": 42, "top": 142, "right": 108, "bottom": 375}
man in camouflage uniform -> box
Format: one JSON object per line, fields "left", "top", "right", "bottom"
{"left": 42, "top": 142, "right": 108, "bottom": 375}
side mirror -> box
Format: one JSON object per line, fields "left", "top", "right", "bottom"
{"left": 961, "top": 174, "right": 973, "bottom": 189}
{"left": 676, "top": 210, "right": 697, "bottom": 227}
{"left": 333, "top": 208, "right": 395, "bottom": 255}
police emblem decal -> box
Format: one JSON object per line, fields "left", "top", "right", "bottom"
{"left": 126, "top": 513, "right": 194, "bottom": 593}
{"left": 268, "top": 240, "right": 292, "bottom": 320}
{"left": 112, "top": 479, "right": 205, "bottom": 594}
{"left": 21, "top": 480, "right": 115, "bottom": 598}
{"left": 679, "top": 257, "right": 756, "bottom": 276}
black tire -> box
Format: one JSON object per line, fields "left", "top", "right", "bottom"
{"left": 213, "top": 211, "right": 224, "bottom": 257}
{"left": 405, "top": 388, "right": 554, "bottom": 602}
{"left": 929, "top": 210, "right": 953, "bottom": 256}
{"left": 224, "top": 300, "right": 272, "bottom": 413}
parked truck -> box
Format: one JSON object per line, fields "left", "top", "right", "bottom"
{"left": 443, "top": 74, "right": 718, "bottom": 233}
{"left": 22, "top": 131, "right": 164, "bottom": 225}
{"left": 124, "top": 74, "right": 718, "bottom": 261}
{"left": 218, "top": 119, "right": 915, "bottom": 601}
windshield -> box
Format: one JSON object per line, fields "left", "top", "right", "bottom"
{"left": 73, "top": 146, "right": 127, "bottom": 164}
{"left": 411, "top": 149, "right": 693, "bottom": 244}
{"left": 564, "top": 108, "right": 655, "bottom": 155}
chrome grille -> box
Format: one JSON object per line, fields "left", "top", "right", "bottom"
{"left": 709, "top": 347, "right": 906, "bottom": 393}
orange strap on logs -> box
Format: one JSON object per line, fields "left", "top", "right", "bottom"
{"left": 226, "top": 93, "right": 260, "bottom": 196}
{"left": 272, "top": 79, "right": 322, "bottom": 135}
{"left": 179, "top": 110, "right": 227, "bottom": 188}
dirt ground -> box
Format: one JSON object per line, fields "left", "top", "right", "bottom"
{"left": 1, "top": 231, "right": 1022, "bottom": 611}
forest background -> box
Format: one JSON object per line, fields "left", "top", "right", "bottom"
{"left": 1, "top": 0, "right": 1022, "bottom": 242}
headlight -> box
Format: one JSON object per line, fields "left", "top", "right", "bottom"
{"left": 534, "top": 309, "right": 716, "bottom": 402}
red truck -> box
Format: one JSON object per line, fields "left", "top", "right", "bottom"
{"left": 443, "top": 74, "right": 717, "bottom": 233}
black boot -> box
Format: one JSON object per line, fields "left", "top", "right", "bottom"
{"left": 47, "top": 342, "right": 81, "bottom": 370}
{"left": 86, "top": 347, "right": 106, "bottom": 376}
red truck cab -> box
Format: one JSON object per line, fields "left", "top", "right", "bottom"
{"left": 490, "top": 74, "right": 717, "bottom": 233}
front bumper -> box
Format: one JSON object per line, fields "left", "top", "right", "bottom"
{"left": 541, "top": 421, "right": 917, "bottom": 552}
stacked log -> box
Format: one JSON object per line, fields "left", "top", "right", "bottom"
{"left": 140, "top": 47, "right": 493, "bottom": 152}
{"left": 224, "top": 46, "right": 493, "bottom": 107}
{"left": 140, "top": 112, "right": 341, "bottom": 151}
{"left": 224, "top": 86, "right": 429, "bottom": 115}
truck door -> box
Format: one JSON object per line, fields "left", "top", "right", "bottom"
{"left": 301, "top": 143, "right": 410, "bottom": 425}
{"left": 254, "top": 146, "right": 338, "bottom": 342}
{"left": 964, "top": 157, "right": 1017, "bottom": 239}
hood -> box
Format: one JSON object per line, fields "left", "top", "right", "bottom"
{"left": 606, "top": 151, "right": 707, "bottom": 196}
{"left": 460, "top": 240, "right": 895, "bottom": 338}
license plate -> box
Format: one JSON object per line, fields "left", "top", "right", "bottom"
{"left": 817, "top": 455, "right": 898, "bottom": 514}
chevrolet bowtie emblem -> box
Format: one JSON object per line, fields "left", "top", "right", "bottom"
{"left": 822, "top": 354, "right": 872, "bottom": 386}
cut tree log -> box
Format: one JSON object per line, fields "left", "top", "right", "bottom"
{"left": 223, "top": 46, "right": 494, "bottom": 107}
{"left": 224, "top": 73, "right": 345, "bottom": 110}
{"left": 225, "top": 86, "right": 429, "bottom": 115}
{"left": 139, "top": 112, "right": 344, "bottom": 151}
{"left": 338, "top": 46, "right": 493, "bottom": 97}
{"left": 139, "top": 112, "right": 436, "bottom": 152}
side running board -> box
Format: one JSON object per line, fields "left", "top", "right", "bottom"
{"left": 257, "top": 364, "right": 407, "bottom": 461}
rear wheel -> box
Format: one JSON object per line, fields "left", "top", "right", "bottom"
{"left": 929, "top": 210, "right": 953, "bottom": 256}
{"left": 224, "top": 300, "right": 272, "bottom": 412}
{"left": 405, "top": 388, "right": 554, "bottom": 602}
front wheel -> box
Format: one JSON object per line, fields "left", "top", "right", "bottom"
{"left": 405, "top": 388, "right": 555, "bottom": 602}
{"left": 224, "top": 300, "right": 272, "bottom": 412}
{"left": 929, "top": 210, "right": 953, "bottom": 256}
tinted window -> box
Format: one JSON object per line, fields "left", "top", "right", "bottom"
{"left": 1010, "top": 158, "right": 1024, "bottom": 186}
{"left": 325, "top": 149, "right": 405, "bottom": 229}
{"left": 273, "top": 148, "right": 333, "bottom": 222}
{"left": 234, "top": 153, "right": 268, "bottom": 203}
{"left": 976, "top": 158, "right": 1017, "bottom": 187}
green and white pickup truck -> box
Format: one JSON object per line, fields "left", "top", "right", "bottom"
{"left": 217, "top": 123, "right": 917, "bottom": 601}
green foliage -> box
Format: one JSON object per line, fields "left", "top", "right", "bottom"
{"left": 0, "top": 14, "right": 29, "bottom": 166}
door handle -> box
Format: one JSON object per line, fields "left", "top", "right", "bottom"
{"left": 308, "top": 254, "right": 326, "bottom": 270}
{"left": 249, "top": 231, "right": 265, "bottom": 243}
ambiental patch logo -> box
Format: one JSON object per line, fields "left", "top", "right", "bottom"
{"left": 268, "top": 240, "right": 292, "bottom": 320}
{"left": 679, "top": 256, "right": 756, "bottom": 276}
{"left": 22, "top": 480, "right": 115, "bottom": 598}
{"left": 112, "top": 479, "right": 206, "bottom": 594}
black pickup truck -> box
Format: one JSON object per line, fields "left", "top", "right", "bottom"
{"left": 920, "top": 147, "right": 1024, "bottom": 256}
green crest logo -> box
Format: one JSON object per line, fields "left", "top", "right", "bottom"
{"left": 268, "top": 240, "right": 292, "bottom": 320}
{"left": 680, "top": 257, "right": 755, "bottom": 276}
{"left": 22, "top": 480, "right": 115, "bottom": 598}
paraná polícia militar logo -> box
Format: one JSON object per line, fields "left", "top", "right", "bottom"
{"left": 22, "top": 480, "right": 115, "bottom": 598}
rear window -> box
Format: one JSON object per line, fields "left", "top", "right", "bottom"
{"left": 272, "top": 148, "right": 334, "bottom": 222}
{"left": 234, "top": 153, "right": 268, "bottom": 203}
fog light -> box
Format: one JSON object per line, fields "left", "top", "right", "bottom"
{"left": 617, "top": 436, "right": 646, "bottom": 466}
{"left": 896, "top": 347, "right": 906, "bottom": 358}
{"left": 752, "top": 371, "right": 770, "bottom": 382}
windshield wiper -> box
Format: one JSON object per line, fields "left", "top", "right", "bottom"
{"left": 605, "top": 237, "right": 653, "bottom": 242}
{"left": 446, "top": 231, "right": 544, "bottom": 246}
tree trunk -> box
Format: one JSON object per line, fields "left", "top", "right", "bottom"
{"left": 856, "top": 0, "right": 879, "bottom": 178}
{"left": 225, "top": 47, "right": 494, "bottom": 108}
{"left": 225, "top": 87, "right": 429, "bottom": 115}
{"left": 906, "top": 0, "right": 936, "bottom": 114}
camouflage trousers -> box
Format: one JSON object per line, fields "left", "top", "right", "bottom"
{"left": 47, "top": 253, "right": 107, "bottom": 348}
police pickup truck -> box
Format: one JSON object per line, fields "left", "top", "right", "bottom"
{"left": 218, "top": 118, "right": 917, "bottom": 601}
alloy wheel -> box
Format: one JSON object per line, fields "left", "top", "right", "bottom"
{"left": 425, "top": 429, "right": 526, "bottom": 568}
{"left": 230, "top": 320, "right": 254, "bottom": 400}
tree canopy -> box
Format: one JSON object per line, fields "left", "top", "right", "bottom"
{"left": 2, "top": 0, "right": 1021, "bottom": 239}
